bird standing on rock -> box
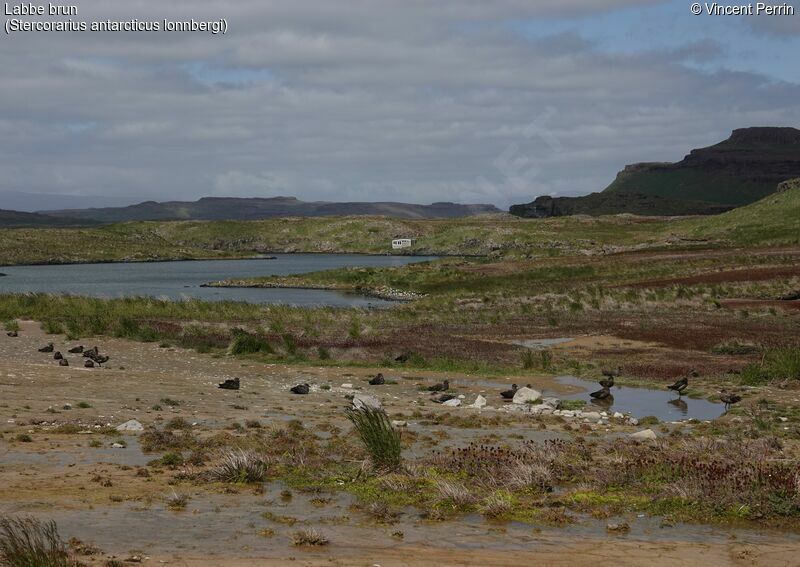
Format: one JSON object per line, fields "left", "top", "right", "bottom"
{"left": 368, "top": 373, "right": 385, "bottom": 386}
{"left": 501, "top": 384, "right": 519, "bottom": 400}
{"left": 38, "top": 343, "right": 54, "bottom": 353}
{"left": 290, "top": 383, "right": 310, "bottom": 395}
{"left": 432, "top": 393, "right": 456, "bottom": 404}
{"left": 428, "top": 380, "right": 449, "bottom": 392}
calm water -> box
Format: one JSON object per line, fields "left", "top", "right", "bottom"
{"left": 556, "top": 375, "right": 724, "bottom": 421}
{"left": 0, "top": 254, "right": 435, "bottom": 307}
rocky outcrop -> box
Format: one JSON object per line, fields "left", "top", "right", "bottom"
{"left": 511, "top": 127, "right": 800, "bottom": 218}
{"left": 777, "top": 178, "right": 800, "bottom": 193}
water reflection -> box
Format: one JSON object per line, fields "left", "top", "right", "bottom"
{"left": 555, "top": 375, "right": 724, "bottom": 421}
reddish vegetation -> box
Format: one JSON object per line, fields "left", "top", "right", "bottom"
{"left": 721, "top": 299, "right": 800, "bottom": 312}
{"left": 626, "top": 265, "right": 800, "bottom": 288}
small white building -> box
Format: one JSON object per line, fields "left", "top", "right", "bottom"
{"left": 391, "top": 238, "right": 413, "bottom": 249}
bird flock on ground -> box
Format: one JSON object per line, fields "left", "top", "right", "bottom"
{"left": 32, "top": 340, "right": 110, "bottom": 368}
{"left": 11, "top": 331, "right": 743, "bottom": 412}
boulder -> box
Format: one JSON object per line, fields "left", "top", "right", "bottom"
{"left": 613, "top": 412, "right": 624, "bottom": 419}
{"left": 352, "top": 393, "right": 382, "bottom": 410}
{"left": 512, "top": 387, "right": 542, "bottom": 404}
{"left": 541, "top": 397, "right": 560, "bottom": 408}
{"left": 630, "top": 428, "right": 657, "bottom": 441}
{"left": 442, "top": 398, "right": 461, "bottom": 407}
{"left": 341, "top": 383, "right": 353, "bottom": 389}
{"left": 115, "top": 419, "right": 144, "bottom": 432}
{"left": 469, "top": 395, "right": 487, "bottom": 409}
{"left": 581, "top": 411, "right": 602, "bottom": 421}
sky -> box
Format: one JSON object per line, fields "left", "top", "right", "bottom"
{"left": 1, "top": 0, "right": 799, "bottom": 211}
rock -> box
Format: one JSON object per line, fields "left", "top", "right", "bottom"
{"left": 391, "top": 420, "right": 407, "bottom": 428}
{"left": 442, "top": 398, "right": 461, "bottom": 407}
{"left": 581, "top": 411, "right": 602, "bottom": 421}
{"left": 779, "top": 417, "right": 788, "bottom": 422}
{"left": 111, "top": 443, "right": 125, "bottom": 449}
{"left": 512, "top": 387, "right": 542, "bottom": 404}
{"left": 341, "top": 383, "right": 353, "bottom": 389}
{"left": 606, "top": 522, "right": 630, "bottom": 533}
{"left": 115, "top": 419, "right": 144, "bottom": 432}
{"left": 627, "top": 417, "right": 639, "bottom": 426}
{"left": 457, "top": 394, "right": 465, "bottom": 399}
{"left": 630, "top": 428, "right": 657, "bottom": 441}
{"left": 613, "top": 412, "right": 624, "bottom": 419}
{"left": 541, "top": 397, "right": 560, "bottom": 408}
{"left": 469, "top": 395, "right": 487, "bottom": 409}
{"left": 352, "top": 393, "right": 382, "bottom": 410}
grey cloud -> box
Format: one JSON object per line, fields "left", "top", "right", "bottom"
{"left": 0, "top": 0, "right": 798, "bottom": 211}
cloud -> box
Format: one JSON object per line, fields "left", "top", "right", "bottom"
{"left": 0, "top": 0, "right": 798, "bottom": 211}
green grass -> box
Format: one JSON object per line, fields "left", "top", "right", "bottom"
{"left": 228, "top": 329, "right": 274, "bottom": 355}
{"left": 345, "top": 406, "right": 402, "bottom": 472}
{"left": 740, "top": 347, "right": 800, "bottom": 385}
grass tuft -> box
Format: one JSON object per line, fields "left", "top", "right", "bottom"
{"left": 345, "top": 406, "right": 402, "bottom": 472}
{"left": 0, "top": 516, "right": 80, "bottom": 567}
{"left": 208, "top": 449, "right": 268, "bottom": 483}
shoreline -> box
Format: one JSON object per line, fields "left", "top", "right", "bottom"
{"left": 202, "top": 280, "right": 425, "bottom": 302}
{"left": 0, "top": 251, "right": 446, "bottom": 269}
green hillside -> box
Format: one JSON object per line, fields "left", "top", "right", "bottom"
{"left": 511, "top": 127, "right": 800, "bottom": 217}
{"left": 677, "top": 184, "right": 800, "bottom": 246}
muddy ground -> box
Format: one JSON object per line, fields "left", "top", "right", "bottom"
{"left": 1, "top": 321, "right": 799, "bottom": 566}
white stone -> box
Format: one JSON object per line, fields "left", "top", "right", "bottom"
{"left": 627, "top": 417, "right": 639, "bottom": 426}
{"left": 341, "top": 383, "right": 353, "bottom": 389}
{"left": 613, "top": 412, "right": 624, "bottom": 419}
{"left": 581, "top": 411, "right": 602, "bottom": 421}
{"left": 630, "top": 428, "right": 657, "bottom": 441}
{"left": 541, "top": 397, "right": 560, "bottom": 408}
{"left": 352, "top": 393, "right": 382, "bottom": 410}
{"left": 391, "top": 420, "right": 407, "bottom": 427}
{"left": 512, "top": 387, "right": 542, "bottom": 404}
{"left": 111, "top": 442, "right": 125, "bottom": 448}
{"left": 442, "top": 398, "right": 461, "bottom": 407}
{"left": 779, "top": 417, "right": 788, "bottom": 422}
{"left": 115, "top": 419, "right": 144, "bottom": 432}
{"left": 469, "top": 395, "right": 487, "bottom": 409}
{"left": 458, "top": 394, "right": 465, "bottom": 399}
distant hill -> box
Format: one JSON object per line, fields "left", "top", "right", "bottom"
{"left": 41, "top": 197, "right": 501, "bottom": 223}
{"left": 510, "top": 127, "right": 800, "bottom": 218}
{"left": 0, "top": 209, "right": 94, "bottom": 228}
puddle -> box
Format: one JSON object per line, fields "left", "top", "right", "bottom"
{"left": 3, "top": 487, "right": 795, "bottom": 557}
{"left": 0, "top": 436, "right": 151, "bottom": 468}
{"left": 555, "top": 375, "right": 724, "bottom": 421}
{"left": 511, "top": 338, "right": 574, "bottom": 349}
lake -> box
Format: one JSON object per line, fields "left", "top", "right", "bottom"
{"left": 0, "top": 254, "right": 436, "bottom": 307}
